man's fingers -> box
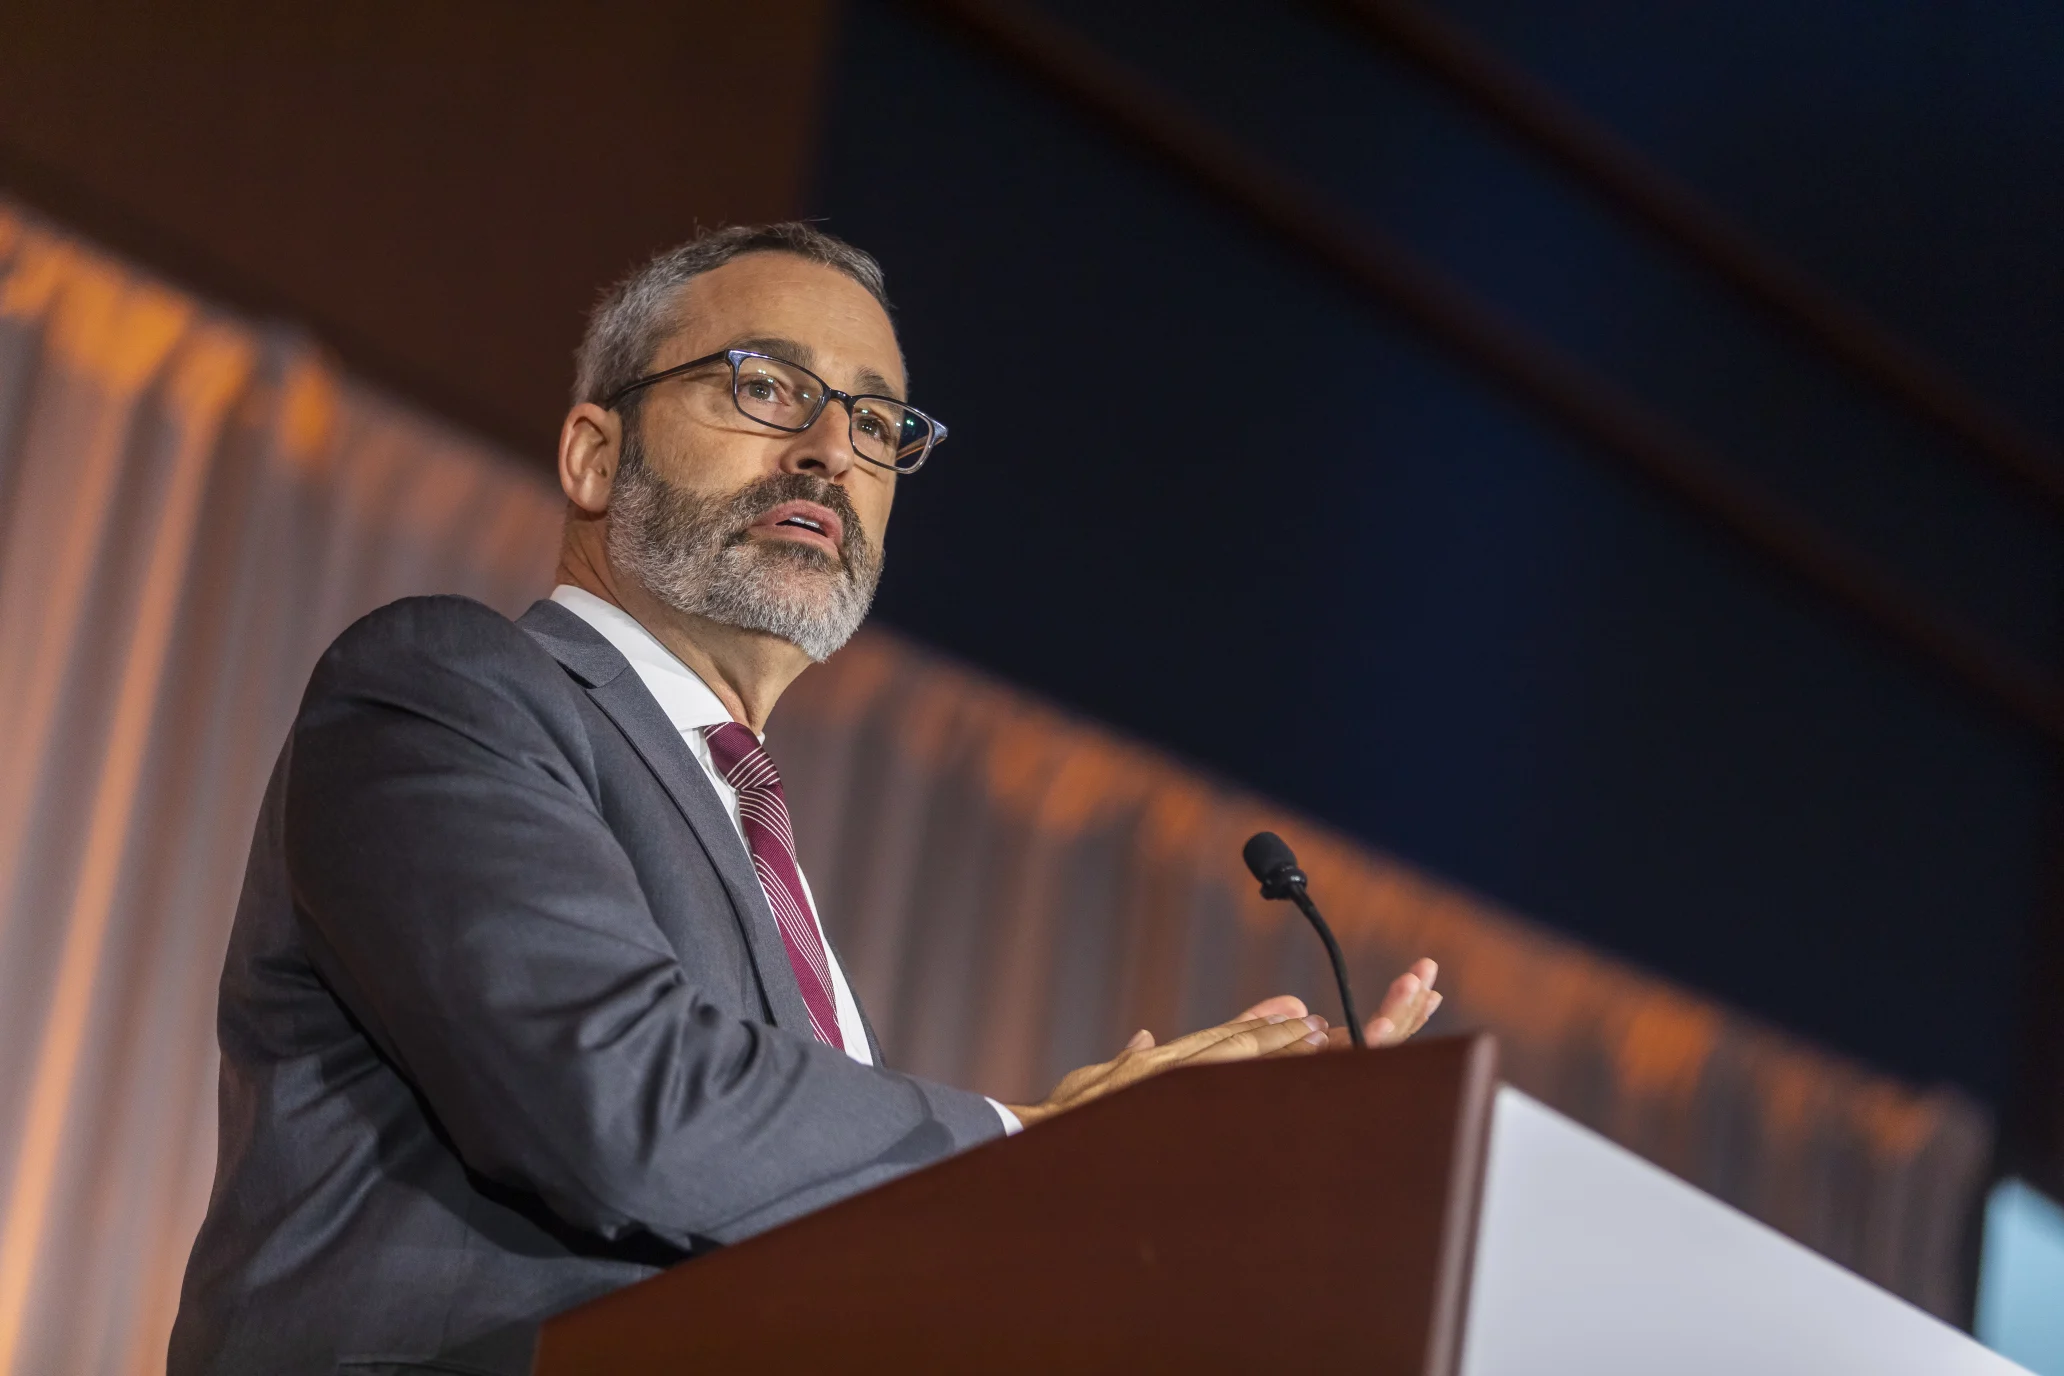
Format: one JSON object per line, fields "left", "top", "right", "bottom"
{"left": 1370, "top": 959, "right": 1441, "bottom": 1035}
{"left": 1149, "top": 1014, "right": 1290, "bottom": 1061}
{"left": 1234, "top": 994, "right": 1309, "bottom": 1023}
{"left": 1262, "top": 1029, "right": 1330, "bottom": 1058}
{"left": 1361, "top": 983, "right": 1442, "bottom": 1047}
{"left": 1393, "top": 982, "right": 1441, "bottom": 1038}
{"left": 1381, "top": 971, "right": 1424, "bottom": 1018}
{"left": 1182, "top": 1015, "right": 1330, "bottom": 1065}
{"left": 1035, "top": 1009, "right": 1339, "bottom": 1122}
{"left": 1190, "top": 1022, "right": 1328, "bottom": 1064}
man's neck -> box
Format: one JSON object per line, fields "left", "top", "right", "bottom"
{"left": 554, "top": 537, "right": 810, "bottom": 734}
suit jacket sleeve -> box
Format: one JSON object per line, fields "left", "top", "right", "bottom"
{"left": 283, "top": 597, "right": 1002, "bottom": 1250}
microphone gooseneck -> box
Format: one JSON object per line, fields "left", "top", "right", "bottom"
{"left": 1242, "top": 831, "right": 1366, "bottom": 1048}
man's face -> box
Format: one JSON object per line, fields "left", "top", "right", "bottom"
{"left": 602, "top": 252, "right": 907, "bottom": 660}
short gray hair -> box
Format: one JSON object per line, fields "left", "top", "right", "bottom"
{"left": 573, "top": 223, "right": 892, "bottom": 413}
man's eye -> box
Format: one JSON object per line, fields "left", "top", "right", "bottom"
{"left": 743, "top": 378, "right": 777, "bottom": 400}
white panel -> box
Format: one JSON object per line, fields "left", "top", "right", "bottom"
{"left": 1462, "top": 1087, "right": 2027, "bottom": 1376}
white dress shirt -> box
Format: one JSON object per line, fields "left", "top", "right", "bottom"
{"left": 550, "top": 586, "right": 1020, "bottom": 1133}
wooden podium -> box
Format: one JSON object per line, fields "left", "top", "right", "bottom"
{"left": 534, "top": 1034, "right": 1498, "bottom": 1374}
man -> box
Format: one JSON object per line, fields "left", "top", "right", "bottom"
{"left": 169, "top": 223, "right": 1442, "bottom": 1373}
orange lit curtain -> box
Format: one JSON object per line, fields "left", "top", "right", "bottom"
{"left": 770, "top": 646, "right": 1990, "bottom": 1320}
{"left": 0, "top": 201, "right": 562, "bottom": 1374}
{"left": 0, "top": 197, "right": 1988, "bottom": 1371}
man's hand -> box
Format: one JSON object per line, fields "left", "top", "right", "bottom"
{"left": 1004, "top": 958, "right": 1443, "bottom": 1130}
{"left": 1239, "top": 956, "right": 1441, "bottom": 1049}
{"left": 1361, "top": 956, "right": 1442, "bottom": 1046}
{"left": 1005, "top": 1012, "right": 1331, "bottom": 1129}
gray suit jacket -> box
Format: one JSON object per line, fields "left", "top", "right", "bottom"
{"left": 168, "top": 596, "right": 1003, "bottom": 1375}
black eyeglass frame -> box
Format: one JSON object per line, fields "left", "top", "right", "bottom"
{"left": 603, "top": 348, "right": 948, "bottom": 474}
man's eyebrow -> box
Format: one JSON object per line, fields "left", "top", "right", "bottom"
{"left": 729, "top": 335, "right": 815, "bottom": 369}
{"left": 729, "top": 335, "right": 905, "bottom": 401}
{"left": 853, "top": 366, "right": 902, "bottom": 401}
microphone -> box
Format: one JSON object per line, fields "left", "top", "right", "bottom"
{"left": 1243, "top": 831, "right": 1366, "bottom": 1048}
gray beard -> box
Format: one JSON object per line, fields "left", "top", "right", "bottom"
{"left": 605, "top": 453, "right": 882, "bottom": 663}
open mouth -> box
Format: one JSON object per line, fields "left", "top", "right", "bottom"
{"left": 748, "top": 499, "right": 845, "bottom": 556}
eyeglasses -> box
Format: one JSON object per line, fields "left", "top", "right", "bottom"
{"left": 603, "top": 349, "right": 948, "bottom": 474}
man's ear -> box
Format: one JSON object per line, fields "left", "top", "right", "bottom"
{"left": 559, "top": 403, "right": 623, "bottom": 514}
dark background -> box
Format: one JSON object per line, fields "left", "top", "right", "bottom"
{"left": 808, "top": 0, "right": 2064, "bottom": 1112}
{"left": 0, "top": 0, "right": 834, "bottom": 443}
{"left": 4, "top": 0, "right": 2059, "bottom": 1121}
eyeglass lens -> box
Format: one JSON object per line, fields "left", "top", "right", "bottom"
{"left": 733, "top": 355, "right": 932, "bottom": 470}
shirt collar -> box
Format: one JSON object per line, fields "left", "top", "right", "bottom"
{"left": 549, "top": 584, "right": 746, "bottom": 738}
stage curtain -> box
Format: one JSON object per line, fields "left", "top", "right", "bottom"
{"left": 770, "top": 643, "right": 1989, "bottom": 1320}
{"left": 0, "top": 197, "right": 1988, "bottom": 1371}
{"left": 0, "top": 200, "right": 563, "bottom": 1374}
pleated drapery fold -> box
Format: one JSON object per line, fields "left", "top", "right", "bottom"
{"left": 768, "top": 637, "right": 1989, "bottom": 1317}
{"left": 0, "top": 197, "right": 1990, "bottom": 1371}
{"left": 0, "top": 202, "right": 563, "bottom": 1374}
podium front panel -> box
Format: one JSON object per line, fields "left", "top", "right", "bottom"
{"left": 537, "top": 1035, "right": 1498, "bottom": 1374}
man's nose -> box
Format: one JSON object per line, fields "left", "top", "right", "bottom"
{"left": 777, "top": 402, "right": 857, "bottom": 480}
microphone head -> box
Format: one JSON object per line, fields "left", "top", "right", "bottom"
{"left": 1242, "top": 831, "right": 1300, "bottom": 884}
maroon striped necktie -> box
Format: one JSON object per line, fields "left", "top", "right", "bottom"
{"left": 702, "top": 722, "right": 845, "bottom": 1050}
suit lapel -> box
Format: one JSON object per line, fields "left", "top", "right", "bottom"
{"left": 517, "top": 599, "right": 814, "bottom": 1035}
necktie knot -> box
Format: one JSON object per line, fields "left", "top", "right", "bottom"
{"left": 703, "top": 721, "right": 780, "bottom": 793}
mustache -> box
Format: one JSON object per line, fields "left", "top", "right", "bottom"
{"left": 721, "top": 472, "right": 867, "bottom": 565}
